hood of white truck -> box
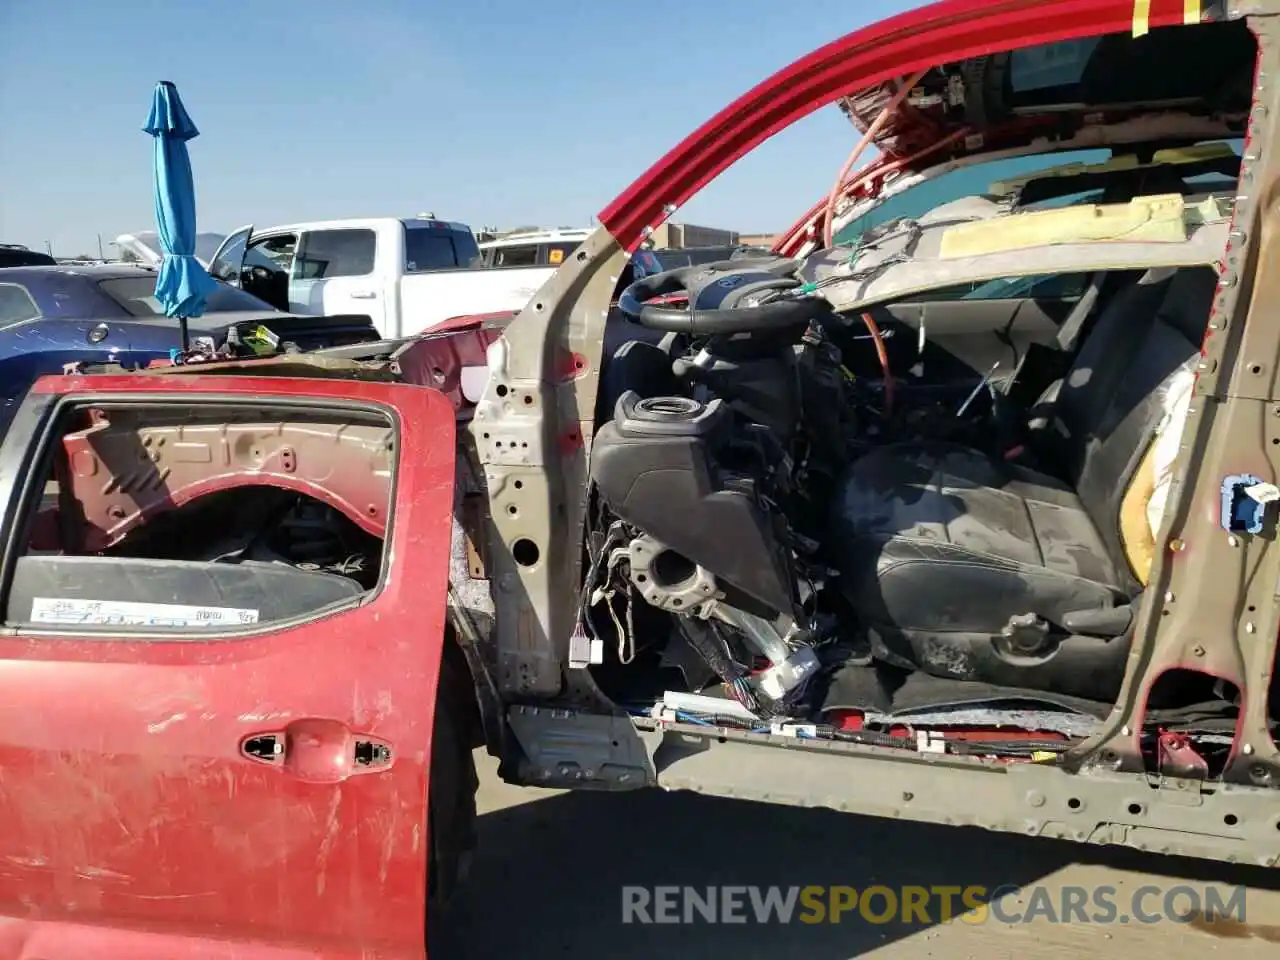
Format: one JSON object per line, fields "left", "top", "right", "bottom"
{"left": 114, "top": 231, "right": 228, "bottom": 268}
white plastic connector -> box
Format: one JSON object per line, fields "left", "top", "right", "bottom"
{"left": 662, "top": 690, "right": 757, "bottom": 722}
{"left": 756, "top": 647, "right": 821, "bottom": 702}
{"left": 567, "top": 626, "right": 604, "bottom": 669}
{"left": 916, "top": 731, "right": 947, "bottom": 754}
{"left": 769, "top": 722, "right": 818, "bottom": 739}
{"left": 1244, "top": 481, "right": 1280, "bottom": 505}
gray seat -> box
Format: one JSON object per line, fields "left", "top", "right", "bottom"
{"left": 831, "top": 267, "right": 1217, "bottom": 700}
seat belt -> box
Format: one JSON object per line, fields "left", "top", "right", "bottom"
{"left": 1054, "top": 270, "right": 1109, "bottom": 352}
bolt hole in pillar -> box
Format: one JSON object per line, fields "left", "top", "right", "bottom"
{"left": 512, "top": 538, "right": 540, "bottom": 567}
{"left": 1141, "top": 669, "right": 1243, "bottom": 779}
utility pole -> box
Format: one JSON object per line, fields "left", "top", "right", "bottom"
{"left": 97, "top": 234, "right": 105, "bottom": 260}
{"left": 44, "top": 240, "right": 53, "bottom": 257}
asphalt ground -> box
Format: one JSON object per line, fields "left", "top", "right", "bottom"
{"left": 431, "top": 750, "right": 1280, "bottom": 959}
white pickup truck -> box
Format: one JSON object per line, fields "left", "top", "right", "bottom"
{"left": 117, "top": 217, "right": 557, "bottom": 338}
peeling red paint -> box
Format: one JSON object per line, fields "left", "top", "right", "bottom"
{"left": 559, "top": 429, "right": 584, "bottom": 455}
{"left": 555, "top": 351, "right": 589, "bottom": 382}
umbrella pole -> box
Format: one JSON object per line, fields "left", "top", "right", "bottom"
{"left": 178, "top": 315, "right": 190, "bottom": 353}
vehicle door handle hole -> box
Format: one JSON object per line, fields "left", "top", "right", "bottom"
{"left": 242, "top": 734, "right": 284, "bottom": 763}
{"left": 354, "top": 740, "right": 392, "bottom": 767}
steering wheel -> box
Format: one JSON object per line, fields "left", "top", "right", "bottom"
{"left": 617, "top": 258, "right": 826, "bottom": 335}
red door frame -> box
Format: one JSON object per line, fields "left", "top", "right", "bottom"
{"left": 0, "top": 375, "right": 454, "bottom": 959}
{"left": 597, "top": 0, "right": 1217, "bottom": 252}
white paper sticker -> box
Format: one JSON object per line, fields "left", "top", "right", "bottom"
{"left": 30, "top": 597, "right": 260, "bottom": 628}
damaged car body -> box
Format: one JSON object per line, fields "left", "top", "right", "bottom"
{"left": 5, "top": 1, "right": 1280, "bottom": 955}
{"left": 475, "top": 0, "right": 1280, "bottom": 866}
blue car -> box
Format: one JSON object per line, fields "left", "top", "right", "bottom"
{"left": 0, "top": 264, "right": 379, "bottom": 429}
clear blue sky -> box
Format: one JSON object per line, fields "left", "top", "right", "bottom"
{"left": 0, "top": 0, "right": 915, "bottom": 257}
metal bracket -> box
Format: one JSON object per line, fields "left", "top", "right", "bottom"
{"left": 504, "top": 705, "right": 660, "bottom": 790}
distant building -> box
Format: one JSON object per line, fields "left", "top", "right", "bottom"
{"left": 737, "top": 232, "right": 777, "bottom": 248}
{"left": 647, "top": 222, "right": 739, "bottom": 249}
{"left": 475, "top": 225, "right": 548, "bottom": 244}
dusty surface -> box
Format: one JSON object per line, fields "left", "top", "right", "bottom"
{"left": 433, "top": 751, "right": 1280, "bottom": 959}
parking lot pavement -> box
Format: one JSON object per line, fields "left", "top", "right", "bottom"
{"left": 432, "top": 751, "right": 1280, "bottom": 959}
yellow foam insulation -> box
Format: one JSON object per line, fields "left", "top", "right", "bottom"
{"left": 1153, "top": 141, "right": 1235, "bottom": 164}
{"left": 988, "top": 141, "right": 1235, "bottom": 195}
{"left": 1118, "top": 441, "right": 1160, "bottom": 586}
{"left": 939, "top": 194, "right": 1188, "bottom": 259}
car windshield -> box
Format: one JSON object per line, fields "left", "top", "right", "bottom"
{"left": 835, "top": 150, "right": 1111, "bottom": 244}
{"left": 634, "top": 246, "right": 748, "bottom": 277}
{"left": 97, "top": 276, "right": 276, "bottom": 317}
{"left": 836, "top": 140, "right": 1244, "bottom": 244}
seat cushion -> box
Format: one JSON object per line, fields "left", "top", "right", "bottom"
{"left": 831, "top": 443, "right": 1131, "bottom": 690}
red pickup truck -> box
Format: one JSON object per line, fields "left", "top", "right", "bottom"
{"left": 6, "top": 0, "right": 1279, "bottom": 956}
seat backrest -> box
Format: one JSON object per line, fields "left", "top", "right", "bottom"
{"left": 1041, "top": 267, "right": 1217, "bottom": 582}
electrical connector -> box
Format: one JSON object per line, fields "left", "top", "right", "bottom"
{"left": 769, "top": 722, "right": 819, "bottom": 738}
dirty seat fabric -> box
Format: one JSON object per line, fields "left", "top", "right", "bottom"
{"left": 828, "top": 268, "right": 1216, "bottom": 694}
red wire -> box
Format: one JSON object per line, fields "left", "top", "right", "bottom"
{"left": 821, "top": 69, "right": 929, "bottom": 248}
{"left": 860, "top": 311, "right": 893, "bottom": 416}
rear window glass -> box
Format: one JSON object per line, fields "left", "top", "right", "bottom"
{"left": 0, "top": 249, "right": 56, "bottom": 268}
{"left": 0, "top": 283, "right": 40, "bottom": 324}
{"left": 489, "top": 244, "right": 539, "bottom": 268}
{"left": 98, "top": 277, "right": 275, "bottom": 316}
{"left": 545, "top": 242, "right": 581, "bottom": 265}
{"left": 296, "top": 229, "right": 376, "bottom": 279}
{"left": 450, "top": 230, "right": 481, "bottom": 268}
{"left": 404, "top": 227, "right": 481, "bottom": 271}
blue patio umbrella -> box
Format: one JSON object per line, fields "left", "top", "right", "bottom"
{"left": 143, "top": 81, "right": 218, "bottom": 351}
